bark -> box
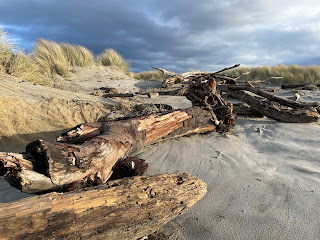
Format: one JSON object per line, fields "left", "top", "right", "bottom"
{"left": 0, "top": 172, "right": 207, "bottom": 240}
{"left": 233, "top": 104, "right": 264, "bottom": 118}
{"left": 0, "top": 107, "right": 218, "bottom": 193}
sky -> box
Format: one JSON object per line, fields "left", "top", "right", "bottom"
{"left": 0, "top": 0, "right": 320, "bottom": 72}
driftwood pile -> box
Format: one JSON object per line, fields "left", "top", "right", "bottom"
{"left": 0, "top": 75, "right": 237, "bottom": 239}
{"left": 1, "top": 64, "right": 320, "bottom": 239}
{"left": 153, "top": 65, "right": 320, "bottom": 123}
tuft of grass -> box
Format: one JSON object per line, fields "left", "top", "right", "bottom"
{"left": 8, "top": 51, "right": 48, "bottom": 85}
{"left": 60, "top": 43, "right": 94, "bottom": 68}
{"left": 32, "top": 39, "right": 69, "bottom": 77}
{"left": 133, "top": 70, "right": 165, "bottom": 81}
{"left": 0, "top": 28, "right": 13, "bottom": 73}
{"left": 0, "top": 29, "right": 49, "bottom": 85}
{"left": 226, "top": 64, "right": 320, "bottom": 85}
{"left": 96, "top": 48, "right": 130, "bottom": 73}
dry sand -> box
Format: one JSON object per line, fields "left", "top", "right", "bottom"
{"left": 1, "top": 69, "right": 320, "bottom": 239}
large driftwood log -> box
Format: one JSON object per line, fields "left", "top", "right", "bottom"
{"left": 223, "top": 84, "right": 320, "bottom": 123}
{"left": 0, "top": 172, "right": 207, "bottom": 240}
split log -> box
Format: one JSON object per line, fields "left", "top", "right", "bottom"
{"left": 223, "top": 84, "right": 320, "bottom": 123}
{"left": 0, "top": 172, "right": 207, "bottom": 240}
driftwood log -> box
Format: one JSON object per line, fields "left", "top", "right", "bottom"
{"left": 0, "top": 172, "right": 207, "bottom": 240}
{"left": 223, "top": 83, "right": 320, "bottom": 123}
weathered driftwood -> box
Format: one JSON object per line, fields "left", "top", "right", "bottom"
{"left": 187, "top": 78, "right": 236, "bottom": 129}
{"left": 152, "top": 65, "right": 239, "bottom": 88}
{"left": 0, "top": 172, "right": 207, "bottom": 240}
{"left": 223, "top": 84, "right": 320, "bottom": 123}
{"left": 233, "top": 103, "right": 264, "bottom": 118}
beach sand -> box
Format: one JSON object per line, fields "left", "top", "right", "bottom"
{"left": 1, "top": 69, "right": 320, "bottom": 239}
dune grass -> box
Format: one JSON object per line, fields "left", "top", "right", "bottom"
{"left": 32, "top": 39, "right": 70, "bottom": 77}
{"left": 226, "top": 65, "right": 320, "bottom": 84}
{"left": 0, "top": 29, "right": 12, "bottom": 73}
{"left": 1, "top": 29, "right": 131, "bottom": 85}
{"left": 96, "top": 48, "right": 130, "bottom": 73}
{"left": 0, "top": 29, "right": 48, "bottom": 85}
{"left": 60, "top": 43, "right": 94, "bottom": 68}
{"left": 133, "top": 70, "right": 165, "bottom": 81}
{"left": 8, "top": 51, "right": 48, "bottom": 85}
{"left": 32, "top": 39, "right": 95, "bottom": 79}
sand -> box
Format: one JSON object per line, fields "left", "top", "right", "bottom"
{"left": 1, "top": 69, "right": 320, "bottom": 239}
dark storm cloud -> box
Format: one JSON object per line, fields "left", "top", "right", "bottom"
{"left": 0, "top": 0, "right": 319, "bottom": 72}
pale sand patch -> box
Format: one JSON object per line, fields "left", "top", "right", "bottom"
{"left": 1, "top": 72, "right": 320, "bottom": 239}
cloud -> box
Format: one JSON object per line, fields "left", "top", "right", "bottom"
{"left": 0, "top": 0, "right": 319, "bottom": 72}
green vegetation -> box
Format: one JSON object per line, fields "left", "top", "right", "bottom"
{"left": 96, "top": 48, "right": 130, "bottom": 73}
{"left": 226, "top": 65, "right": 320, "bottom": 84}
{"left": 133, "top": 70, "right": 165, "bottom": 81}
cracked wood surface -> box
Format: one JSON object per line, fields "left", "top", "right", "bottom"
{"left": 0, "top": 173, "right": 207, "bottom": 240}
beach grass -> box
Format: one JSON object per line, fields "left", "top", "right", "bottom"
{"left": 60, "top": 42, "right": 95, "bottom": 68}
{"left": 96, "top": 48, "right": 130, "bottom": 73}
{"left": 0, "top": 29, "right": 48, "bottom": 84}
{"left": 133, "top": 70, "right": 165, "bottom": 81}
{"left": 32, "top": 39, "right": 70, "bottom": 77}
{"left": 8, "top": 51, "right": 47, "bottom": 85}
{"left": 0, "top": 29, "right": 12, "bottom": 73}
{"left": 226, "top": 64, "right": 320, "bottom": 84}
